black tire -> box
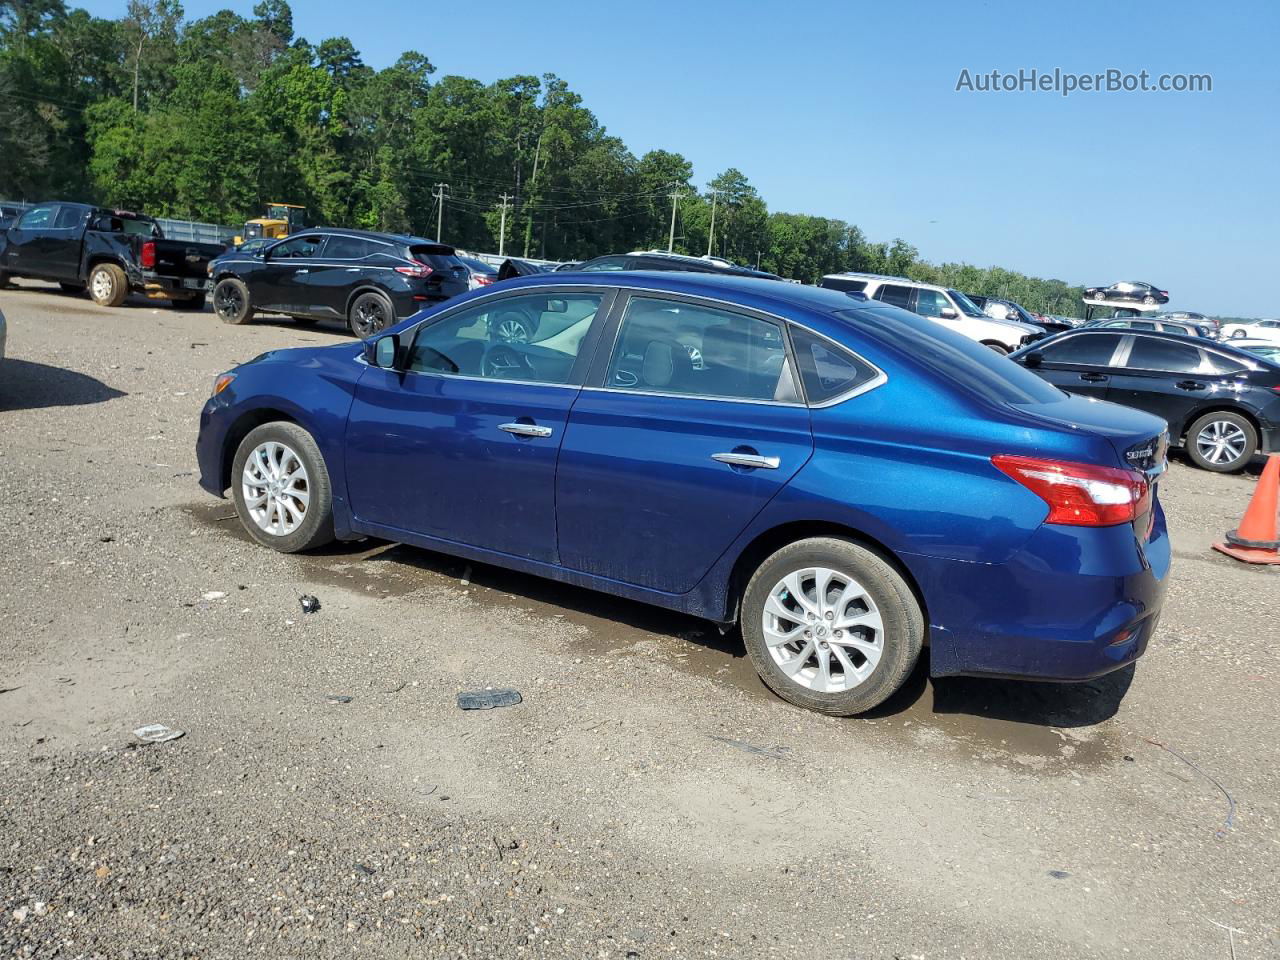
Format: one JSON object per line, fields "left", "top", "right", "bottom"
{"left": 1142, "top": 295, "right": 1156, "bottom": 305}
{"left": 741, "top": 537, "right": 924, "bottom": 716}
{"left": 59, "top": 281, "right": 86, "bottom": 294}
{"left": 88, "top": 263, "right": 128, "bottom": 307}
{"left": 489, "top": 309, "right": 537, "bottom": 344}
{"left": 213, "top": 277, "right": 253, "bottom": 325}
{"left": 169, "top": 293, "right": 207, "bottom": 311}
{"left": 1185, "top": 411, "right": 1257, "bottom": 473}
{"left": 982, "top": 341, "right": 1010, "bottom": 355}
{"left": 230, "top": 422, "right": 335, "bottom": 553}
{"left": 348, "top": 291, "right": 395, "bottom": 339}
{"left": 1230, "top": 329, "right": 1246, "bottom": 340}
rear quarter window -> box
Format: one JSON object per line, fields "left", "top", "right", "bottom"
{"left": 791, "top": 328, "right": 880, "bottom": 403}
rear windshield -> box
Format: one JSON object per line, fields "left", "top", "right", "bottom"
{"left": 835, "top": 303, "right": 1065, "bottom": 405}
{"left": 410, "top": 244, "right": 462, "bottom": 269}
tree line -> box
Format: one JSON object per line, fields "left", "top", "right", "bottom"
{"left": 1, "top": 0, "right": 1087, "bottom": 315}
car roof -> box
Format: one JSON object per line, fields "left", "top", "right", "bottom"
{"left": 302, "top": 226, "right": 450, "bottom": 247}
{"left": 1019, "top": 326, "right": 1265, "bottom": 364}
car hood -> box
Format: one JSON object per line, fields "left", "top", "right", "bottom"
{"left": 981, "top": 314, "right": 1042, "bottom": 335}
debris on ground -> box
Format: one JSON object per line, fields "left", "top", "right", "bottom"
{"left": 457, "top": 688, "right": 522, "bottom": 710}
{"left": 1047, "top": 870, "right": 1070, "bottom": 880}
{"left": 326, "top": 695, "right": 353, "bottom": 704}
{"left": 1144, "top": 737, "right": 1237, "bottom": 839}
{"left": 460, "top": 565, "right": 473, "bottom": 587}
{"left": 133, "top": 723, "right": 185, "bottom": 743}
{"left": 708, "top": 734, "right": 793, "bottom": 760}
{"left": 299, "top": 594, "right": 321, "bottom": 614}
{"left": 201, "top": 590, "right": 227, "bottom": 601}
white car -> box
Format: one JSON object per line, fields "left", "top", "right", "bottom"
{"left": 1222, "top": 318, "right": 1280, "bottom": 344}
{"left": 819, "top": 273, "right": 1041, "bottom": 353}
{"left": 1228, "top": 337, "right": 1280, "bottom": 363}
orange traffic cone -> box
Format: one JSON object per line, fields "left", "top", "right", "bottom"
{"left": 1213, "top": 454, "right": 1280, "bottom": 565}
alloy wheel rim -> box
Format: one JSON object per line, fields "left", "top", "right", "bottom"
{"left": 216, "top": 285, "right": 242, "bottom": 320}
{"left": 354, "top": 300, "right": 386, "bottom": 338}
{"left": 495, "top": 318, "right": 530, "bottom": 343}
{"left": 1196, "top": 421, "right": 1247, "bottom": 466}
{"left": 242, "top": 441, "right": 309, "bottom": 536}
{"left": 762, "top": 566, "right": 884, "bottom": 694}
{"left": 92, "top": 270, "right": 112, "bottom": 301}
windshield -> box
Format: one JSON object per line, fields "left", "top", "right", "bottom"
{"left": 947, "top": 290, "right": 986, "bottom": 318}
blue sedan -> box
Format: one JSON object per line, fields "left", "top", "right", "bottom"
{"left": 197, "top": 272, "right": 1170, "bottom": 715}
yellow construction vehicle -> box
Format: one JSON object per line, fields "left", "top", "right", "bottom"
{"left": 234, "top": 203, "right": 307, "bottom": 246}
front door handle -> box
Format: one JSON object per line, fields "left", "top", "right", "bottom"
{"left": 1176, "top": 380, "right": 1206, "bottom": 391}
{"left": 499, "top": 422, "right": 554, "bottom": 438}
{"left": 294, "top": 269, "right": 309, "bottom": 275}
{"left": 712, "top": 452, "right": 780, "bottom": 470}
{"left": 1079, "top": 372, "right": 1108, "bottom": 382}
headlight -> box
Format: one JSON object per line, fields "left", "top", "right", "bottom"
{"left": 211, "top": 372, "right": 236, "bottom": 397}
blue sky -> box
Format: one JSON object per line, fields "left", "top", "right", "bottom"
{"left": 83, "top": 0, "right": 1280, "bottom": 315}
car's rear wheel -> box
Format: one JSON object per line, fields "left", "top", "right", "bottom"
{"left": 231, "top": 422, "right": 335, "bottom": 553}
{"left": 1143, "top": 295, "right": 1157, "bottom": 305}
{"left": 982, "top": 341, "right": 1010, "bottom": 355}
{"left": 1230, "top": 329, "right": 1246, "bottom": 339}
{"left": 1186, "top": 411, "right": 1257, "bottom": 472}
{"left": 214, "top": 278, "right": 253, "bottom": 324}
{"left": 349, "top": 292, "right": 394, "bottom": 339}
{"left": 741, "top": 538, "right": 924, "bottom": 716}
{"left": 88, "top": 263, "right": 128, "bottom": 307}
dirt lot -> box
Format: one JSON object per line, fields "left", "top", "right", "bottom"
{"left": 1, "top": 281, "right": 1277, "bottom": 959}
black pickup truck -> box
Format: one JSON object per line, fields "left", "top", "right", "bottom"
{"left": 0, "top": 202, "right": 227, "bottom": 309}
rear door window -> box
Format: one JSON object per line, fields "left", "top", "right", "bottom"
{"left": 53, "top": 206, "right": 85, "bottom": 229}
{"left": 323, "top": 235, "right": 375, "bottom": 259}
{"left": 820, "top": 277, "right": 868, "bottom": 293}
{"left": 873, "top": 284, "right": 912, "bottom": 309}
{"left": 1125, "top": 337, "right": 1203, "bottom": 373}
{"left": 605, "top": 296, "right": 793, "bottom": 401}
{"left": 1038, "top": 333, "right": 1123, "bottom": 366}
{"left": 579, "top": 256, "right": 629, "bottom": 272}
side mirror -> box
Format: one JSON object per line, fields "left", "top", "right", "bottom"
{"left": 1023, "top": 351, "right": 1043, "bottom": 368}
{"left": 366, "top": 334, "right": 402, "bottom": 369}
{"left": 940, "top": 306, "right": 958, "bottom": 319}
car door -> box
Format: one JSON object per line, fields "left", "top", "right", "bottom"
{"left": 2, "top": 204, "right": 58, "bottom": 276}
{"left": 554, "top": 293, "right": 814, "bottom": 594}
{"left": 44, "top": 205, "right": 89, "bottom": 279}
{"left": 303, "top": 233, "right": 371, "bottom": 318}
{"left": 255, "top": 233, "right": 328, "bottom": 312}
{"left": 914, "top": 288, "right": 969, "bottom": 335}
{"left": 343, "top": 288, "right": 614, "bottom": 561}
{"left": 1022, "top": 332, "right": 1124, "bottom": 399}
{"left": 1105, "top": 335, "right": 1220, "bottom": 434}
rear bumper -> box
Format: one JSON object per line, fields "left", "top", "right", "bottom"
{"left": 142, "top": 271, "right": 212, "bottom": 299}
{"left": 905, "top": 505, "right": 1170, "bottom": 681}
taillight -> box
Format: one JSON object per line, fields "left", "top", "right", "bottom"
{"left": 395, "top": 260, "right": 433, "bottom": 278}
{"left": 474, "top": 275, "right": 495, "bottom": 286}
{"left": 140, "top": 241, "right": 156, "bottom": 269}
{"left": 991, "top": 455, "right": 1149, "bottom": 527}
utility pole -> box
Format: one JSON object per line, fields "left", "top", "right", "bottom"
{"left": 667, "top": 189, "right": 682, "bottom": 253}
{"left": 432, "top": 183, "right": 450, "bottom": 240}
{"left": 497, "top": 194, "right": 512, "bottom": 256}
{"left": 706, "top": 189, "right": 718, "bottom": 257}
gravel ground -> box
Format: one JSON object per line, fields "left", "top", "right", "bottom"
{"left": 0, "top": 282, "right": 1277, "bottom": 959}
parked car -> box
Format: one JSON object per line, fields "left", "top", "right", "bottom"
{"left": 234, "top": 237, "right": 273, "bottom": 256}
{"left": 456, "top": 255, "right": 498, "bottom": 290}
{"left": 197, "top": 272, "right": 1170, "bottom": 716}
{"left": 1088, "top": 317, "right": 1216, "bottom": 339}
{"left": 977, "top": 296, "right": 1073, "bottom": 334}
{"left": 1083, "top": 281, "right": 1169, "bottom": 305}
{"left": 1231, "top": 338, "right": 1280, "bottom": 363}
{"left": 1221, "top": 318, "right": 1280, "bottom": 343}
{"left": 577, "top": 250, "right": 783, "bottom": 281}
{"left": 1011, "top": 329, "right": 1280, "bottom": 472}
{"left": 208, "top": 228, "right": 470, "bottom": 338}
{"left": 0, "top": 204, "right": 25, "bottom": 229}
{"left": 0, "top": 202, "right": 223, "bottom": 308}
{"left": 821, "top": 273, "right": 1041, "bottom": 353}
{"left": 1159, "top": 311, "right": 1216, "bottom": 332}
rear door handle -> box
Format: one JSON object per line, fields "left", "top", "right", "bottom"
{"left": 1176, "top": 380, "right": 1207, "bottom": 391}
{"left": 1078, "top": 372, "right": 1108, "bottom": 382}
{"left": 346, "top": 267, "right": 360, "bottom": 272}
{"left": 295, "top": 269, "right": 309, "bottom": 275}
{"left": 711, "top": 452, "right": 780, "bottom": 470}
{"left": 499, "top": 422, "right": 554, "bottom": 438}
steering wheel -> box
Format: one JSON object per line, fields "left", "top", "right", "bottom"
{"left": 483, "top": 343, "right": 535, "bottom": 379}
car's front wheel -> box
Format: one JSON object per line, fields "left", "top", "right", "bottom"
{"left": 1186, "top": 411, "right": 1257, "bottom": 472}
{"left": 1230, "top": 329, "right": 1246, "bottom": 339}
{"left": 231, "top": 422, "right": 335, "bottom": 552}
{"left": 489, "top": 309, "right": 537, "bottom": 344}
{"left": 741, "top": 538, "right": 924, "bottom": 716}
{"left": 214, "top": 278, "right": 253, "bottom": 324}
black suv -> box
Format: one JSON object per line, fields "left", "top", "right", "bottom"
{"left": 575, "top": 251, "right": 782, "bottom": 281}
{"left": 209, "top": 228, "right": 469, "bottom": 337}
{"left": 1011, "top": 329, "right": 1280, "bottom": 472}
